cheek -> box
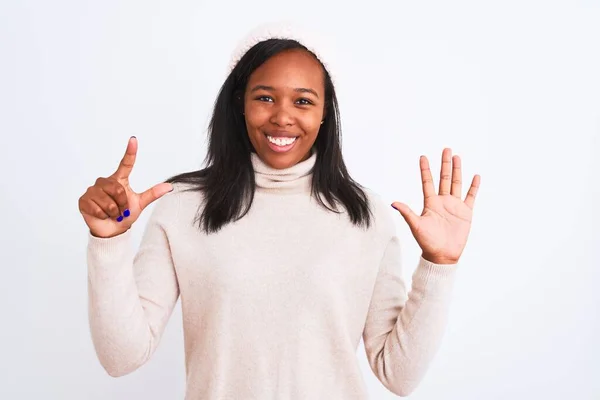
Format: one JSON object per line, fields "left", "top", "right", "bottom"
{"left": 300, "top": 112, "right": 323, "bottom": 135}
{"left": 244, "top": 104, "right": 269, "bottom": 130}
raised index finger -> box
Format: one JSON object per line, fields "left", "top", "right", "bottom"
{"left": 113, "top": 136, "right": 137, "bottom": 180}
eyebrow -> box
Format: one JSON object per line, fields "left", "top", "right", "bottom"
{"left": 249, "top": 85, "right": 320, "bottom": 99}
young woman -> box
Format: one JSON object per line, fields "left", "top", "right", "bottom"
{"left": 79, "top": 23, "right": 481, "bottom": 399}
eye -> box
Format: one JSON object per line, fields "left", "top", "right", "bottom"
{"left": 296, "top": 98, "right": 313, "bottom": 105}
{"left": 255, "top": 95, "right": 273, "bottom": 102}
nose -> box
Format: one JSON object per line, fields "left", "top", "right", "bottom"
{"left": 269, "top": 103, "right": 294, "bottom": 127}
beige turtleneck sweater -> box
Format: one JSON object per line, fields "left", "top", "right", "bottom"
{"left": 86, "top": 150, "right": 458, "bottom": 399}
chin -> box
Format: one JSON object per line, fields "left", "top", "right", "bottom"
{"left": 260, "top": 151, "right": 300, "bottom": 170}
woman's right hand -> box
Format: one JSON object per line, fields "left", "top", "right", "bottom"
{"left": 78, "top": 137, "right": 174, "bottom": 238}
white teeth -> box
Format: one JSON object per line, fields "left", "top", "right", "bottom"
{"left": 267, "top": 135, "right": 297, "bottom": 146}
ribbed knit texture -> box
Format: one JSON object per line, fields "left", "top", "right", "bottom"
{"left": 87, "top": 151, "right": 458, "bottom": 399}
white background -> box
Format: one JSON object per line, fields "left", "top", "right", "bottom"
{"left": 1, "top": 0, "right": 599, "bottom": 399}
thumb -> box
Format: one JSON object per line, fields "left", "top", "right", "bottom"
{"left": 139, "top": 182, "right": 174, "bottom": 210}
{"left": 391, "top": 202, "right": 419, "bottom": 228}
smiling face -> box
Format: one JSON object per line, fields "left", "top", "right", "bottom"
{"left": 243, "top": 48, "right": 325, "bottom": 170}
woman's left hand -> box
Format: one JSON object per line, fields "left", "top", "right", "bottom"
{"left": 392, "top": 148, "right": 481, "bottom": 265}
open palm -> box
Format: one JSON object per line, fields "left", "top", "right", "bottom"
{"left": 392, "top": 148, "right": 481, "bottom": 264}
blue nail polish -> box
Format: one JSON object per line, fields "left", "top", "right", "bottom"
{"left": 117, "top": 215, "right": 124, "bottom": 222}
{"left": 123, "top": 209, "right": 130, "bottom": 217}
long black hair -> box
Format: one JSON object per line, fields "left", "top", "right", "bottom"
{"left": 164, "top": 38, "right": 372, "bottom": 233}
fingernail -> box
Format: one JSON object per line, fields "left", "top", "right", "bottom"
{"left": 117, "top": 215, "right": 124, "bottom": 222}
{"left": 131, "top": 135, "right": 136, "bottom": 139}
{"left": 123, "top": 209, "right": 130, "bottom": 217}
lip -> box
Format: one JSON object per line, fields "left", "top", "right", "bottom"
{"left": 264, "top": 133, "right": 299, "bottom": 153}
{"left": 264, "top": 130, "right": 299, "bottom": 138}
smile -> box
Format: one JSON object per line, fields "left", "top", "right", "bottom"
{"left": 265, "top": 134, "right": 298, "bottom": 153}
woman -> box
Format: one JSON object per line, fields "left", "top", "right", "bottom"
{"left": 79, "top": 23, "right": 480, "bottom": 399}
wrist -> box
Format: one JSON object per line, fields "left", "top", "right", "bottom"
{"left": 421, "top": 252, "right": 459, "bottom": 265}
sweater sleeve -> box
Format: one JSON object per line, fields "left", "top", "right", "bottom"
{"left": 86, "top": 190, "right": 180, "bottom": 377}
{"left": 362, "top": 234, "right": 458, "bottom": 397}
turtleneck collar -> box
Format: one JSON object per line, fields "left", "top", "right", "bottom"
{"left": 251, "top": 149, "right": 317, "bottom": 194}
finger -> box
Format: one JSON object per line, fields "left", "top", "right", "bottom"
{"left": 138, "top": 182, "right": 174, "bottom": 211}
{"left": 100, "top": 179, "right": 129, "bottom": 216}
{"left": 79, "top": 196, "right": 110, "bottom": 220}
{"left": 391, "top": 202, "right": 420, "bottom": 229}
{"left": 420, "top": 156, "right": 436, "bottom": 200}
{"left": 464, "top": 174, "right": 481, "bottom": 208}
{"left": 113, "top": 136, "right": 138, "bottom": 180}
{"left": 89, "top": 186, "right": 122, "bottom": 219}
{"left": 439, "top": 148, "right": 452, "bottom": 195}
{"left": 450, "top": 155, "right": 462, "bottom": 198}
